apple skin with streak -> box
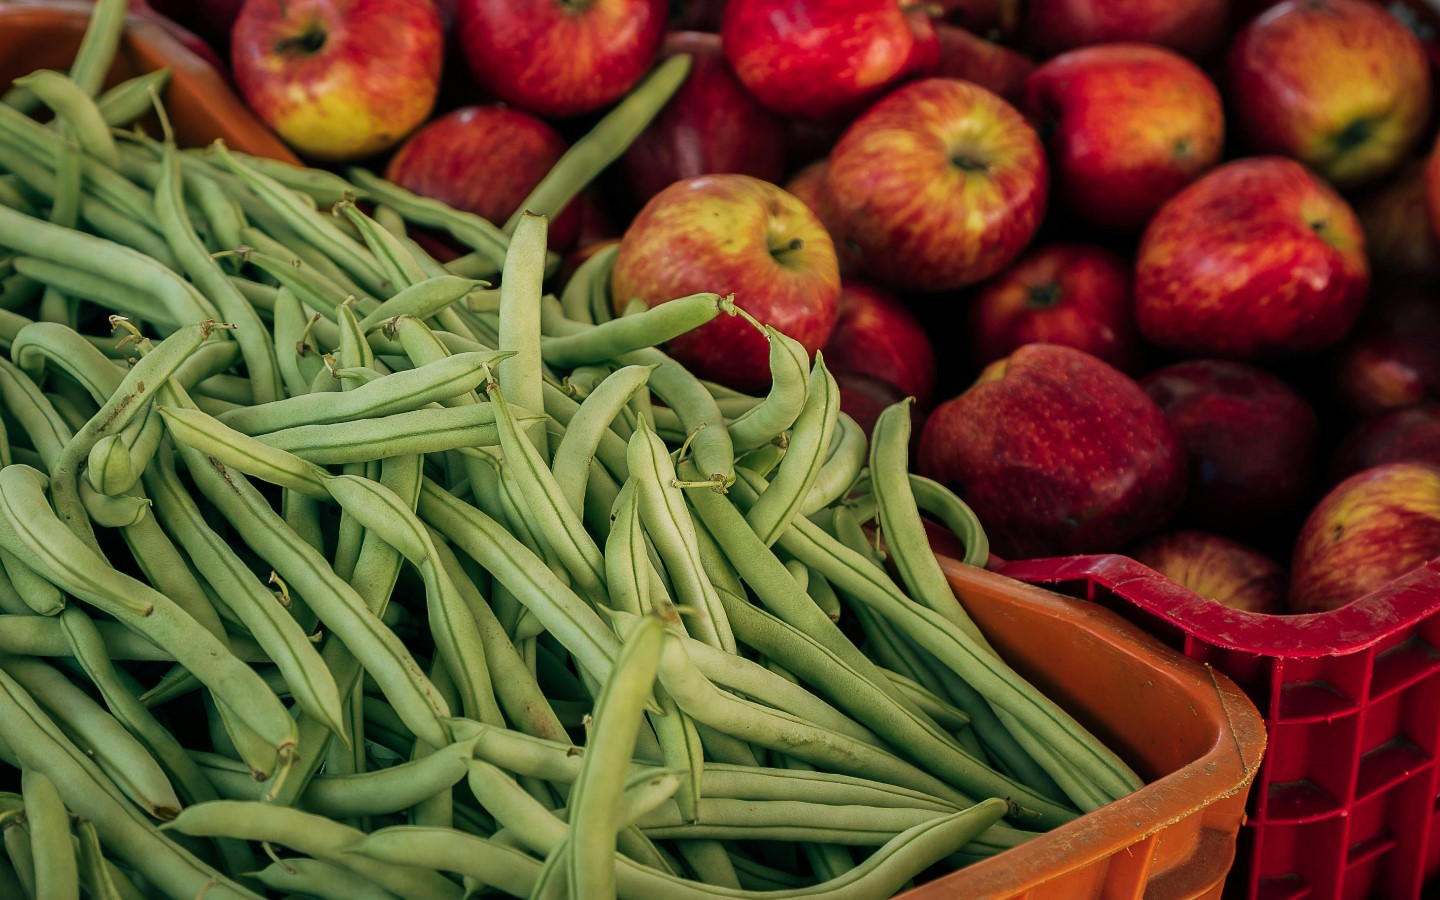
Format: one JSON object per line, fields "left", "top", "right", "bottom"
{"left": 824, "top": 78, "right": 1049, "bottom": 292}
{"left": 231, "top": 0, "right": 444, "bottom": 161}
{"left": 610, "top": 174, "right": 840, "bottom": 393}
{"left": 823, "top": 281, "right": 936, "bottom": 408}
{"left": 1135, "top": 157, "right": 1368, "bottom": 359}
{"left": 918, "top": 344, "right": 1186, "bottom": 559}
{"left": 1332, "top": 283, "right": 1440, "bottom": 418}
{"left": 1290, "top": 463, "right": 1440, "bottom": 613}
{"left": 1130, "top": 531, "right": 1287, "bottom": 614}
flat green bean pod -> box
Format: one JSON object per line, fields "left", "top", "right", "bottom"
{"left": 94, "top": 69, "right": 170, "bottom": 126}
{"left": 20, "top": 767, "right": 79, "bottom": 900}
{"left": 255, "top": 402, "right": 526, "bottom": 465}
{"left": 746, "top": 353, "right": 840, "bottom": 546}
{"left": 356, "top": 275, "right": 480, "bottom": 332}
{"left": 540, "top": 292, "right": 731, "bottom": 369}
{"left": 12, "top": 70, "right": 118, "bottom": 166}
{"left": 727, "top": 327, "right": 812, "bottom": 453}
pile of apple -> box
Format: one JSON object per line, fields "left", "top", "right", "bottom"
{"left": 146, "top": 0, "right": 1440, "bottom": 619}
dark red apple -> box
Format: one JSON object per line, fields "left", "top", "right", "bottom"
{"left": 721, "top": 0, "right": 940, "bottom": 122}
{"left": 784, "top": 160, "right": 830, "bottom": 225}
{"left": 1331, "top": 405, "right": 1440, "bottom": 483}
{"left": 610, "top": 174, "right": 840, "bottom": 393}
{"left": 1355, "top": 161, "right": 1440, "bottom": 278}
{"left": 1130, "top": 531, "right": 1287, "bottom": 614}
{"left": 825, "top": 78, "right": 1048, "bottom": 292}
{"left": 969, "top": 243, "right": 1134, "bottom": 370}
{"left": 455, "top": 0, "right": 667, "bottom": 118}
{"left": 384, "top": 106, "right": 581, "bottom": 252}
{"left": 1141, "top": 360, "right": 1318, "bottom": 529}
{"left": 1226, "top": 0, "right": 1433, "bottom": 188}
{"left": 934, "top": 25, "right": 1034, "bottom": 104}
{"left": 1332, "top": 284, "right": 1440, "bottom": 417}
{"left": 1021, "top": 43, "right": 1224, "bottom": 232}
{"left": 1135, "top": 157, "right": 1368, "bottom": 358}
{"left": 132, "top": 0, "right": 235, "bottom": 70}
{"left": 935, "top": 0, "right": 1021, "bottom": 37}
{"left": 674, "top": 0, "right": 729, "bottom": 31}
{"left": 822, "top": 281, "right": 936, "bottom": 407}
{"left": 1022, "top": 0, "right": 1231, "bottom": 59}
{"left": 834, "top": 370, "right": 924, "bottom": 444}
{"left": 619, "top": 32, "right": 786, "bottom": 204}
{"left": 1290, "top": 462, "right": 1440, "bottom": 612}
{"left": 1427, "top": 132, "right": 1440, "bottom": 246}
{"left": 232, "top": 0, "right": 444, "bottom": 161}
{"left": 918, "top": 344, "right": 1186, "bottom": 558}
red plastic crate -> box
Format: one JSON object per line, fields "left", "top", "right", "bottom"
{"left": 998, "top": 554, "right": 1440, "bottom": 900}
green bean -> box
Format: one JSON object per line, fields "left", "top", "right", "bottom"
{"left": 542, "top": 293, "right": 730, "bottom": 369}
{"left": 335, "top": 199, "right": 426, "bottom": 291}
{"left": 216, "top": 149, "right": 363, "bottom": 207}
{"left": 565, "top": 614, "right": 664, "bottom": 899}
{"left": 355, "top": 275, "right": 480, "bottom": 332}
{"left": 418, "top": 479, "right": 621, "bottom": 685}
{"left": 2, "top": 817, "right": 36, "bottom": 899}
{"left": 908, "top": 474, "right": 990, "bottom": 568}
{"left": 637, "top": 799, "right": 942, "bottom": 846}
{"left": 0, "top": 548, "right": 62, "bottom": 616}
{"left": 217, "top": 348, "right": 508, "bottom": 434}
{"left": 746, "top": 354, "right": 839, "bottom": 546}
{"left": 6, "top": 259, "right": 179, "bottom": 332}
{"left": 212, "top": 142, "right": 388, "bottom": 294}
{"left": 254, "top": 402, "right": 519, "bottom": 465}
{"left": 551, "top": 366, "right": 654, "bottom": 517}
{"left": 74, "top": 819, "right": 123, "bottom": 900}
{"left": 12, "top": 70, "right": 117, "bottom": 166}
{"left": 345, "top": 169, "right": 509, "bottom": 270}
{"left": 162, "top": 802, "right": 461, "bottom": 900}
{"left": 505, "top": 54, "right": 691, "bottom": 235}
{"left": 881, "top": 670, "right": 971, "bottom": 732}
{"left": 0, "top": 175, "right": 39, "bottom": 217}
{"left": 801, "top": 414, "right": 867, "bottom": 516}
{"left": 497, "top": 211, "right": 550, "bottom": 455}
{"left": 728, "top": 328, "right": 811, "bottom": 453}
{"left": 560, "top": 243, "right": 619, "bottom": 325}
{"left": 156, "top": 141, "right": 283, "bottom": 405}
{"left": 20, "top": 769, "right": 78, "bottom": 900}
{"left": 67, "top": 0, "right": 125, "bottom": 97}
{"left": 629, "top": 419, "right": 736, "bottom": 651}
{"left": 193, "top": 174, "right": 247, "bottom": 259}
{"left": 94, "top": 69, "right": 171, "bottom": 127}
{"left": 3, "top": 654, "right": 180, "bottom": 818}
{"left": 0, "top": 667, "right": 260, "bottom": 900}
{"left": 252, "top": 857, "right": 400, "bottom": 900}
{"left": 87, "top": 406, "right": 164, "bottom": 496}
{"left": 239, "top": 244, "right": 366, "bottom": 320}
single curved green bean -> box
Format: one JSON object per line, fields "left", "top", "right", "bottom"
{"left": 215, "top": 149, "right": 363, "bottom": 206}
{"left": 345, "top": 168, "right": 509, "bottom": 270}
{"left": 94, "top": 69, "right": 171, "bottom": 127}
{"left": 908, "top": 474, "right": 990, "bottom": 568}
{"left": 505, "top": 54, "right": 691, "bottom": 235}
{"left": 0, "top": 667, "right": 260, "bottom": 900}
{"left": 336, "top": 199, "right": 427, "bottom": 291}
{"left": 728, "top": 327, "right": 811, "bottom": 453}
{"left": 87, "top": 405, "right": 165, "bottom": 496}
{"left": 75, "top": 819, "right": 126, "bottom": 900}
{"left": 541, "top": 292, "right": 730, "bottom": 368}
{"left": 801, "top": 413, "right": 867, "bottom": 516}
{"left": 560, "top": 243, "right": 618, "bottom": 325}
{"left": 252, "top": 857, "right": 399, "bottom": 900}
{"left": 20, "top": 768, "right": 79, "bottom": 900}
{"left": 66, "top": 0, "right": 125, "bottom": 97}
{"left": 552, "top": 365, "right": 654, "bottom": 516}
{"left": 216, "top": 348, "right": 509, "bottom": 434}
{"left": 746, "top": 353, "right": 839, "bottom": 546}
{"left": 1, "top": 817, "right": 35, "bottom": 898}
{"left": 356, "top": 275, "right": 480, "bottom": 332}
{"left": 12, "top": 70, "right": 117, "bottom": 166}
{"left": 239, "top": 243, "right": 368, "bottom": 319}
{"left": 162, "top": 802, "right": 460, "bottom": 900}
{"left": 497, "top": 211, "right": 549, "bottom": 455}
{"left": 254, "top": 402, "right": 518, "bottom": 465}
{"left": 0, "top": 547, "right": 62, "bottom": 615}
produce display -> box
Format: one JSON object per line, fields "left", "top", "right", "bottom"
{"left": 0, "top": 2, "right": 1157, "bottom": 899}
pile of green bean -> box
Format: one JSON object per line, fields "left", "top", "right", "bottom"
{"left": 0, "top": 2, "right": 1143, "bottom": 898}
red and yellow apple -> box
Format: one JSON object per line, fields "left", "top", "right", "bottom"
{"left": 918, "top": 344, "right": 1186, "bottom": 558}
{"left": 1331, "top": 405, "right": 1440, "bottom": 484}
{"left": 1332, "top": 282, "right": 1440, "bottom": 417}
{"left": 455, "top": 0, "right": 667, "bottom": 118}
{"left": 822, "top": 281, "right": 936, "bottom": 407}
{"left": 824, "top": 78, "right": 1048, "bottom": 292}
{"left": 1130, "top": 531, "right": 1287, "bottom": 614}
{"left": 1226, "top": 0, "right": 1433, "bottom": 187}
{"left": 721, "top": 0, "right": 939, "bottom": 122}
{"left": 1290, "top": 462, "right": 1440, "bottom": 613}
{"left": 1141, "top": 360, "right": 1318, "bottom": 529}
{"left": 1022, "top": 0, "right": 1231, "bottom": 59}
{"left": 969, "top": 243, "right": 1135, "bottom": 370}
{"left": 610, "top": 174, "right": 840, "bottom": 393}
{"left": 1021, "top": 43, "right": 1223, "bottom": 232}
{"left": 231, "top": 0, "right": 443, "bottom": 161}
{"left": 1135, "top": 157, "right": 1368, "bottom": 358}
{"left": 384, "top": 106, "right": 581, "bottom": 252}
{"left": 620, "top": 32, "right": 787, "bottom": 204}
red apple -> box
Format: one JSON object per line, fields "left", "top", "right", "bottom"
{"left": 784, "top": 160, "right": 830, "bottom": 226}
{"left": 130, "top": 0, "right": 234, "bottom": 72}
{"left": 918, "top": 344, "right": 1186, "bottom": 558}
{"left": 834, "top": 370, "right": 924, "bottom": 444}
{"left": 822, "top": 281, "right": 936, "bottom": 407}
{"left": 1135, "top": 157, "right": 1368, "bottom": 358}
{"left": 384, "top": 106, "right": 581, "bottom": 252}
{"left": 934, "top": 24, "right": 1034, "bottom": 104}
{"left": 231, "top": 0, "right": 443, "bottom": 161}
{"left": 1130, "top": 531, "right": 1287, "bottom": 614}
{"left": 1355, "top": 161, "right": 1440, "bottom": 278}
{"left": 1021, "top": 43, "right": 1223, "bottom": 232}
{"left": 455, "top": 0, "right": 667, "bottom": 118}
{"left": 969, "top": 243, "right": 1135, "bottom": 370}
{"left": 1427, "top": 132, "right": 1440, "bottom": 247}
{"left": 721, "top": 0, "right": 940, "bottom": 122}
{"left": 1290, "top": 462, "right": 1440, "bottom": 612}
{"left": 1331, "top": 405, "right": 1440, "bottom": 483}
{"left": 1141, "top": 360, "right": 1318, "bottom": 529}
{"left": 610, "top": 174, "right": 840, "bottom": 393}
{"left": 935, "top": 0, "right": 1021, "bottom": 37}
{"left": 559, "top": 237, "right": 623, "bottom": 289}
{"left": 1332, "top": 283, "right": 1440, "bottom": 417}
{"left": 825, "top": 78, "right": 1048, "bottom": 292}
{"left": 619, "top": 32, "right": 786, "bottom": 204}
{"left": 1226, "top": 0, "right": 1433, "bottom": 188}
{"left": 1022, "top": 0, "right": 1231, "bottom": 59}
